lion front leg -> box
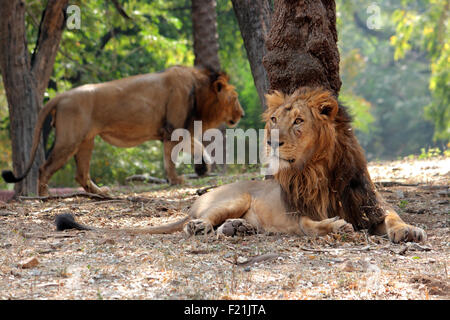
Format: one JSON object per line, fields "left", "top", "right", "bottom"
{"left": 184, "top": 193, "right": 252, "bottom": 237}
{"left": 74, "top": 139, "right": 111, "bottom": 196}
{"left": 372, "top": 209, "right": 426, "bottom": 243}
{"left": 299, "top": 216, "right": 354, "bottom": 237}
{"left": 163, "top": 140, "right": 184, "bottom": 185}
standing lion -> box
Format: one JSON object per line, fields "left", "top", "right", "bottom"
{"left": 2, "top": 66, "right": 244, "bottom": 196}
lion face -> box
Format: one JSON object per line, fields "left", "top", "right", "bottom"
{"left": 214, "top": 77, "right": 244, "bottom": 127}
{"left": 263, "top": 87, "right": 338, "bottom": 173}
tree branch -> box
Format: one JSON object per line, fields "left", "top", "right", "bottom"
{"left": 97, "top": 26, "right": 140, "bottom": 54}
{"left": 31, "top": 0, "right": 69, "bottom": 98}
{"left": 110, "top": 0, "right": 132, "bottom": 20}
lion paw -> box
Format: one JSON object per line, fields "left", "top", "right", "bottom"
{"left": 388, "top": 223, "right": 427, "bottom": 243}
{"left": 329, "top": 217, "right": 354, "bottom": 234}
{"left": 184, "top": 219, "right": 214, "bottom": 237}
{"left": 84, "top": 182, "right": 111, "bottom": 196}
{"left": 217, "top": 219, "right": 257, "bottom": 237}
{"left": 168, "top": 176, "right": 184, "bottom": 185}
{"left": 99, "top": 186, "right": 111, "bottom": 196}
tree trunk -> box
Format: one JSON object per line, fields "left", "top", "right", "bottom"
{"left": 231, "top": 0, "right": 272, "bottom": 109}
{"left": 191, "top": 0, "right": 221, "bottom": 71}
{"left": 0, "top": 0, "right": 67, "bottom": 196}
{"left": 191, "top": 0, "right": 226, "bottom": 173}
{"left": 263, "top": 0, "right": 341, "bottom": 95}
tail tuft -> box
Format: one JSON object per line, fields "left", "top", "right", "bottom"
{"left": 55, "top": 213, "right": 92, "bottom": 231}
{"left": 2, "top": 170, "right": 20, "bottom": 183}
{"left": 194, "top": 162, "right": 210, "bottom": 177}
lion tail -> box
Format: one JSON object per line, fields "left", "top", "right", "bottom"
{"left": 2, "top": 96, "right": 61, "bottom": 183}
{"left": 54, "top": 213, "right": 191, "bottom": 234}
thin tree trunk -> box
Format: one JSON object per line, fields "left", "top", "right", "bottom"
{"left": 0, "top": 0, "right": 67, "bottom": 196}
{"left": 231, "top": 0, "right": 272, "bottom": 109}
{"left": 191, "top": 0, "right": 221, "bottom": 71}
{"left": 263, "top": 0, "right": 341, "bottom": 95}
{"left": 191, "top": 0, "right": 225, "bottom": 173}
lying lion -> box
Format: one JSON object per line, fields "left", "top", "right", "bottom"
{"left": 2, "top": 66, "right": 244, "bottom": 196}
{"left": 55, "top": 87, "right": 426, "bottom": 243}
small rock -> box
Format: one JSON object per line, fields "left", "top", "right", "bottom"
{"left": 340, "top": 260, "right": 357, "bottom": 272}
{"left": 395, "top": 190, "right": 405, "bottom": 198}
{"left": 360, "top": 258, "right": 380, "bottom": 273}
{"left": 50, "top": 242, "right": 63, "bottom": 250}
{"left": 236, "top": 256, "right": 247, "bottom": 264}
{"left": 19, "top": 257, "right": 39, "bottom": 269}
{"left": 1, "top": 243, "right": 12, "bottom": 249}
{"left": 394, "top": 245, "right": 408, "bottom": 255}
{"left": 406, "top": 242, "right": 432, "bottom": 251}
{"left": 99, "top": 238, "right": 115, "bottom": 245}
{"left": 0, "top": 200, "right": 7, "bottom": 208}
{"left": 416, "top": 208, "right": 426, "bottom": 214}
{"left": 0, "top": 210, "right": 16, "bottom": 216}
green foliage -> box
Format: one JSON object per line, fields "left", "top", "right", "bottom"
{"left": 336, "top": 0, "right": 447, "bottom": 159}
{"left": 417, "top": 146, "right": 446, "bottom": 159}
{"left": 0, "top": 0, "right": 448, "bottom": 190}
{"left": 339, "top": 92, "right": 374, "bottom": 134}
{"left": 36, "top": 0, "right": 194, "bottom": 187}
{"left": 390, "top": 0, "right": 450, "bottom": 141}
{"left": 0, "top": 79, "right": 11, "bottom": 190}
{"left": 398, "top": 200, "right": 408, "bottom": 210}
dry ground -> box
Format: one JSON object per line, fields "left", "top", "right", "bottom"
{"left": 0, "top": 157, "right": 448, "bottom": 300}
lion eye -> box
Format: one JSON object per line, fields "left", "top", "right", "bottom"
{"left": 294, "top": 118, "right": 303, "bottom": 125}
{"left": 271, "top": 116, "right": 277, "bottom": 124}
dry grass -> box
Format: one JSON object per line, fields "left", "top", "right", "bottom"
{"left": 0, "top": 157, "right": 448, "bottom": 300}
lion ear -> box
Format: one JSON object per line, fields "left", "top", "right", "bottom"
{"left": 265, "top": 90, "right": 285, "bottom": 110}
{"left": 318, "top": 98, "right": 338, "bottom": 120}
{"left": 214, "top": 81, "right": 223, "bottom": 93}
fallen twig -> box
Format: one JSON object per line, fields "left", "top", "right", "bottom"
{"left": 223, "top": 253, "right": 283, "bottom": 267}
{"left": 18, "top": 192, "right": 118, "bottom": 202}
{"left": 299, "top": 245, "right": 371, "bottom": 253}
{"left": 125, "top": 174, "right": 167, "bottom": 184}
{"left": 196, "top": 185, "right": 218, "bottom": 196}
{"left": 419, "top": 185, "right": 449, "bottom": 190}
{"left": 126, "top": 196, "right": 154, "bottom": 203}
{"left": 375, "top": 181, "right": 419, "bottom": 187}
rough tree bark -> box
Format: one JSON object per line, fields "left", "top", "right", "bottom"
{"left": 263, "top": 0, "right": 341, "bottom": 95}
{"left": 0, "top": 0, "right": 68, "bottom": 196}
{"left": 191, "top": 0, "right": 226, "bottom": 173}
{"left": 191, "top": 0, "right": 221, "bottom": 71}
{"left": 231, "top": 0, "right": 272, "bottom": 109}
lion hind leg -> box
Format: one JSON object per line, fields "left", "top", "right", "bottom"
{"left": 39, "top": 140, "right": 81, "bottom": 196}
{"left": 372, "top": 209, "right": 426, "bottom": 243}
{"left": 184, "top": 193, "right": 252, "bottom": 237}
{"left": 163, "top": 140, "right": 184, "bottom": 185}
{"left": 299, "top": 216, "right": 354, "bottom": 237}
